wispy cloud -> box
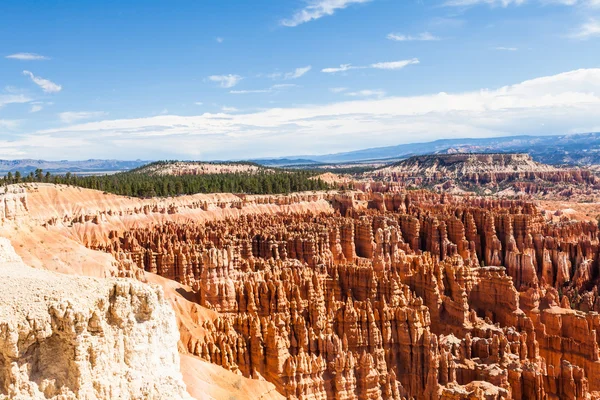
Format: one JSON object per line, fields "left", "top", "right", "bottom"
{"left": 29, "top": 101, "right": 48, "bottom": 113}
{"left": 322, "top": 64, "right": 357, "bottom": 73}
{"left": 542, "top": 0, "right": 600, "bottom": 5}
{"left": 230, "top": 84, "right": 298, "bottom": 94}
{"left": 285, "top": 66, "right": 312, "bottom": 79}
{"left": 0, "top": 120, "right": 21, "bottom": 129}
{"left": 267, "top": 66, "right": 312, "bottom": 80}
{"left": 330, "top": 87, "right": 348, "bottom": 93}
{"left": 59, "top": 111, "right": 107, "bottom": 124}
{"left": 346, "top": 89, "right": 386, "bottom": 97}
{"left": 230, "top": 89, "right": 272, "bottom": 94}
{"left": 569, "top": 19, "right": 600, "bottom": 39}
{"left": 494, "top": 46, "right": 518, "bottom": 51}
{"left": 221, "top": 106, "right": 238, "bottom": 112}
{"left": 22, "top": 70, "right": 62, "bottom": 93}
{"left": 445, "top": 0, "right": 599, "bottom": 6}
{"left": 444, "top": 0, "right": 525, "bottom": 6}
{"left": 281, "top": 0, "right": 372, "bottom": 27}
{"left": 387, "top": 32, "right": 440, "bottom": 41}
{"left": 194, "top": 102, "right": 204, "bottom": 106}
{"left": 208, "top": 74, "right": 243, "bottom": 88}
{"left": 25, "top": 69, "right": 600, "bottom": 160}
{"left": 323, "top": 58, "right": 419, "bottom": 73}
{"left": 216, "top": 37, "right": 224, "bottom": 43}
{"left": 0, "top": 93, "right": 31, "bottom": 108}
{"left": 6, "top": 53, "right": 49, "bottom": 61}
{"left": 371, "top": 59, "right": 420, "bottom": 70}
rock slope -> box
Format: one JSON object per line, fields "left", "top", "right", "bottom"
{"left": 7, "top": 182, "right": 600, "bottom": 399}
{"left": 367, "top": 153, "right": 600, "bottom": 200}
{"left": 93, "top": 190, "right": 600, "bottom": 399}
{"left": 0, "top": 237, "right": 190, "bottom": 400}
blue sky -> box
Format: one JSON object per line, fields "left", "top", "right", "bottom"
{"left": 0, "top": 0, "right": 599, "bottom": 160}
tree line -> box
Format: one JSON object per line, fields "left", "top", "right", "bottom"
{"left": 1, "top": 168, "right": 330, "bottom": 197}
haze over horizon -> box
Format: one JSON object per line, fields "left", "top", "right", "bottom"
{"left": 1, "top": 0, "right": 600, "bottom": 161}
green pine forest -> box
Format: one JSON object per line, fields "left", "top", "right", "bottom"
{"left": 0, "top": 164, "right": 331, "bottom": 197}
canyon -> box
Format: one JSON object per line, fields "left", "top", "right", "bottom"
{"left": 363, "top": 153, "right": 600, "bottom": 201}
{"left": 3, "top": 182, "right": 600, "bottom": 398}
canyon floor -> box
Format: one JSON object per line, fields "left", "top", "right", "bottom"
{"left": 3, "top": 181, "right": 600, "bottom": 399}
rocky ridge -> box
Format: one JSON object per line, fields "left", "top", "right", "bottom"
{"left": 133, "top": 161, "right": 268, "bottom": 176}
{"left": 0, "top": 237, "right": 190, "bottom": 400}
{"left": 366, "top": 153, "right": 600, "bottom": 200}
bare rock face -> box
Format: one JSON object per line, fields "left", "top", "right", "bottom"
{"left": 0, "top": 186, "right": 28, "bottom": 224}
{"left": 85, "top": 190, "right": 600, "bottom": 399}
{"left": 0, "top": 237, "right": 190, "bottom": 400}
{"left": 10, "top": 183, "right": 600, "bottom": 399}
{"left": 367, "top": 153, "right": 600, "bottom": 200}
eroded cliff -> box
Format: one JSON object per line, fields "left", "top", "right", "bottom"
{"left": 90, "top": 190, "right": 600, "bottom": 399}
{"left": 5, "top": 183, "right": 600, "bottom": 399}
{"left": 0, "top": 237, "right": 190, "bottom": 400}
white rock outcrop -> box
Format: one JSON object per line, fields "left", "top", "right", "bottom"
{"left": 0, "top": 237, "right": 191, "bottom": 399}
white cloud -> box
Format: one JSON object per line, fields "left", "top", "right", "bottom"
{"left": 495, "top": 46, "right": 518, "bottom": 51}
{"left": 446, "top": 0, "right": 599, "bottom": 5}
{"left": 330, "top": 87, "right": 347, "bottom": 93}
{"left": 221, "top": 106, "right": 238, "bottom": 112}
{"left": 30, "top": 102, "right": 43, "bottom": 113}
{"left": 58, "top": 111, "right": 107, "bottom": 124}
{"left": 22, "top": 68, "right": 600, "bottom": 160}
{"left": 267, "top": 66, "right": 312, "bottom": 80}
{"left": 0, "top": 120, "right": 21, "bottom": 129}
{"left": 346, "top": 89, "right": 386, "bottom": 97}
{"left": 543, "top": 0, "right": 600, "bottom": 5}
{"left": 194, "top": 102, "right": 204, "bottom": 106}
{"left": 281, "top": 0, "right": 372, "bottom": 27}
{"left": 22, "top": 70, "right": 62, "bottom": 93}
{"left": 230, "top": 84, "right": 298, "bottom": 94}
{"left": 0, "top": 93, "right": 31, "bottom": 108}
{"left": 216, "top": 37, "right": 224, "bottom": 43}
{"left": 272, "top": 84, "right": 299, "bottom": 89}
{"left": 444, "top": 0, "right": 525, "bottom": 6}
{"left": 322, "top": 59, "right": 419, "bottom": 73}
{"left": 371, "top": 59, "right": 420, "bottom": 70}
{"left": 285, "top": 66, "right": 312, "bottom": 79}
{"left": 230, "top": 89, "right": 272, "bottom": 94}
{"left": 387, "top": 32, "right": 440, "bottom": 41}
{"left": 6, "top": 53, "right": 49, "bottom": 61}
{"left": 569, "top": 19, "right": 600, "bottom": 39}
{"left": 208, "top": 74, "right": 243, "bottom": 88}
{"left": 322, "top": 64, "right": 359, "bottom": 73}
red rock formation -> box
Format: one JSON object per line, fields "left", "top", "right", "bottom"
{"left": 86, "top": 190, "right": 600, "bottom": 399}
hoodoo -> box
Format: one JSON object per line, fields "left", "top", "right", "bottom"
{"left": 3, "top": 183, "right": 600, "bottom": 398}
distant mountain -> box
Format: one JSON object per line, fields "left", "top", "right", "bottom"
{"left": 0, "top": 159, "right": 149, "bottom": 174}
{"left": 289, "top": 133, "right": 600, "bottom": 166}
{"left": 249, "top": 158, "right": 322, "bottom": 167}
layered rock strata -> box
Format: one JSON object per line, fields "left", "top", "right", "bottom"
{"left": 367, "top": 154, "right": 600, "bottom": 200}
{"left": 93, "top": 190, "right": 600, "bottom": 399}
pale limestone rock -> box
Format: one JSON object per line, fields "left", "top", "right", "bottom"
{"left": 0, "top": 238, "right": 191, "bottom": 400}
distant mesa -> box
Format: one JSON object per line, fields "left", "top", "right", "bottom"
{"left": 133, "top": 161, "right": 270, "bottom": 176}
{"left": 365, "top": 152, "right": 600, "bottom": 200}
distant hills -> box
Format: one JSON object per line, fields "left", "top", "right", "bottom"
{"left": 4, "top": 132, "right": 600, "bottom": 174}
{"left": 0, "top": 159, "right": 148, "bottom": 174}
{"left": 255, "top": 132, "right": 600, "bottom": 166}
